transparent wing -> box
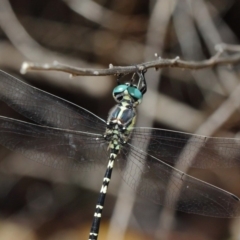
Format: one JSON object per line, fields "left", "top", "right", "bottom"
{"left": 0, "top": 70, "right": 106, "bottom": 133}
{"left": 0, "top": 116, "right": 109, "bottom": 171}
{"left": 117, "top": 143, "right": 240, "bottom": 217}
{"left": 130, "top": 127, "right": 240, "bottom": 168}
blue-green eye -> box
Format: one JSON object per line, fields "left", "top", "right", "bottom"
{"left": 113, "top": 85, "right": 128, "bottom": 95}
{"left": 113, "top": 84, "right": 128, "bottom": 102}
{"left": 128, "top": 87, "right": 143, "bottom": 100}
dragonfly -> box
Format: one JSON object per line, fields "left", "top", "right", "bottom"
{"left": 0, "top": 69, "right": 240, "bottom": 240}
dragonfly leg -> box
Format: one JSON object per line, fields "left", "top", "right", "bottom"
{"left": 137, "top": 69, "right": 147, "bottom": 95}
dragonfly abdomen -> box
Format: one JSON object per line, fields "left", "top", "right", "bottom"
{"left": 89, "top": 145, "right": 118, "bottom": 239}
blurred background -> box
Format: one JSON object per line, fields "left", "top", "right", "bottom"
{"left": 1, "top": 0, "right": 240, "bottom": 239}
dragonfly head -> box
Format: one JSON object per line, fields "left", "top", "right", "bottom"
{"left": 112, "top": 83, "right": 143, "bottom": 106}
{"left": 112, "top": 70, "right": 147, "bottom": 107}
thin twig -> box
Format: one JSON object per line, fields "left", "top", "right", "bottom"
{"left": 21, "top": 49, "right": 240, "bottom": 76}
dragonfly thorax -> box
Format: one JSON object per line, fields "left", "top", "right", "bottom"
{"left": 104, "top": 94, "right": 137, "bottom": 149}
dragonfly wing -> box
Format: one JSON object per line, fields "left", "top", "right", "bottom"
{"left": 130, "top": 128, "right": 240, "bottom": 168}
{"left": 116, "top": 143, "right": 240, "bottom": 217}
{"left": 0, "top": 70, "right": 106, "bottom": 133}
{"left": 0, "top": 116, "right": 109, "bottom": 171}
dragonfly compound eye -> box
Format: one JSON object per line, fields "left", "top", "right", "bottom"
{"left": 112, "top": 84, "right": 128, "bottom": 102}
{"left": 127, "top": 86, "right": 143, "bottom": 102}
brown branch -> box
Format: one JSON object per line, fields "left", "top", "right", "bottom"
{"left": 21, "top": 48, "right": 240, "bottom": 76}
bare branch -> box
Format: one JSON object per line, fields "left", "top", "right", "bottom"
{"left": 21, "top": 48, "right": 240, "bottom": 76}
